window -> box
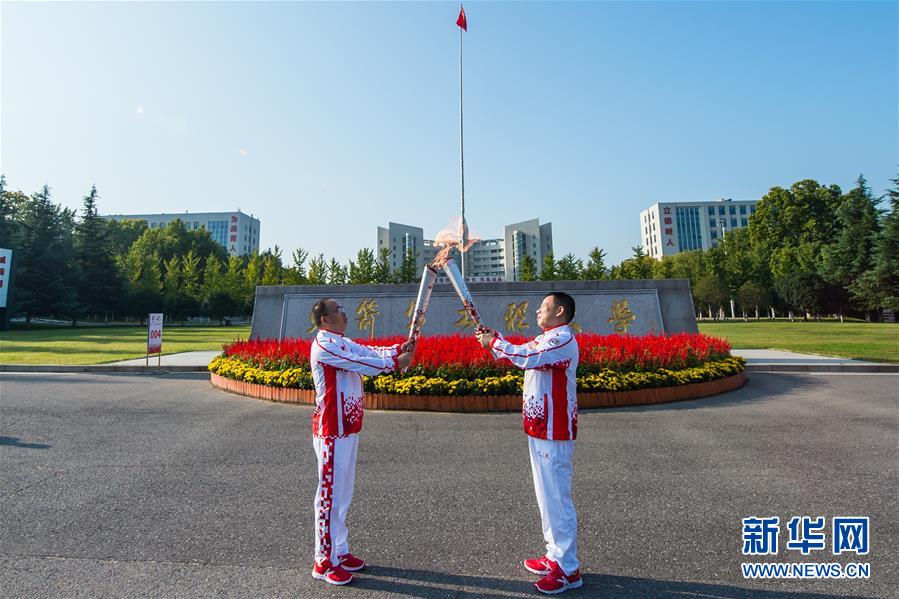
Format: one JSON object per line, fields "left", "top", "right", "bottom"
{"left": 751, "top": 206, "right": 756, "bottom": 214}
{"left": 708, "top": 207, "right": 715, "bottom": 216}
{"left": 711, "top": 229, "right": 718, "bottom": 239}
{"left": 719, "top": 207, "right": 725, "bottom": 216}
{"left": 741, "top": 218, "right": 748, "bottom": 227}
{"left": 731, "top": 217, "right": 737, "bottom": 228}
{"left": 709, "top": 218, "right": 717, "bottom": 229}
{"left": 729, "top": 206, "right": 736, "bottom": 215}
{"left": 675, "top": 206, "right": 702, "bottom": 251}
{"left": 739, "top": 206, "right": 746, "bottom": 215}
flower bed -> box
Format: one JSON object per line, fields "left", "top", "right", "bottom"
{"left": 209, "top": 333, "right": 745, "bottom": 397}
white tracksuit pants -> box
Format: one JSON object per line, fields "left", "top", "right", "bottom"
{"left": 528, "top": 436, "right": 579, "bottom": 575}
{"left": 313, "top": 434, "right": 359, "bottom": 565}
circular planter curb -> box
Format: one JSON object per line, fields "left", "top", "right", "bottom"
{"left": 209, "top": 371, "right": 746, "bottom": 411}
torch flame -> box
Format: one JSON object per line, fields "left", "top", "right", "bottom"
{"left": 430, "top": 217, "right": 479, "bottom": 268}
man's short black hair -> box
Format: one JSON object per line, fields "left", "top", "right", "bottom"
{"left": 545, "top": 292, "right": 576, "bottom": 323}
{"left": 311, "top": 298, "right": 333, "bottom": 327}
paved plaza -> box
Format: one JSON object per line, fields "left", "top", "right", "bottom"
{"left": 1, "top": 372, "right": 896, "bottom": 598}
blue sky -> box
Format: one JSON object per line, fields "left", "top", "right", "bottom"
{"left": 2, "top": 1, "right": 896, "bottom": 265}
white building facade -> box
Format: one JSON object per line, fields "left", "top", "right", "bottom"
{"left": 640, "top": 199, "right": 758, "bottom": 259}
{"left": 104, "top": 211, "right": 261, "bottom": 257}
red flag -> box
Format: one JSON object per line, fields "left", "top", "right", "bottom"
{"left": 456, "top": 5, "right": 467, "bottom": 31}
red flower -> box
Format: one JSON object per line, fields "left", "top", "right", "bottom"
{"left": 223, "top": 332, "right": 731, "bottom": 374}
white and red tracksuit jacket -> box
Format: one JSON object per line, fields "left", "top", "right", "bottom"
{"left": 490, "top": 324, "right": 579, "bottom": 441}
{"left": 310, "top": 329, "right": 400, "bottom": 439}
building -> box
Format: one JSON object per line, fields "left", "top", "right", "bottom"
{"left": 640, "top": 199, "right": 758, "bottom": 259}
{"left": 104, "top": 211, "right": 261, "bottom": 257}
{"left": 378, "top": 218, "right": 553, "bottom": 281}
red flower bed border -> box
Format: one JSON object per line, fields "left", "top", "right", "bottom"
{"left": 210, "top": 371, "right": 746, "bottom": 412}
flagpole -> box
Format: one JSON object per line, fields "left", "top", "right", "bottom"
{"left": 459, "top": 16, "right": 467, "bottom": 280}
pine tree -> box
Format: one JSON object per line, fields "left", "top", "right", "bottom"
{"left": 327, "top": 258, "right": 346, "bottom": 285}
{"left": 556, "top": 253, "right": 583, "bottom": 280}
{"left": 308, "top": 254, "right": 327, "bottom": 285}
{"left": 74, "top": 185, "right": 124, "bottom": 322}
{"left": 582, "top": 247, "right": 608, "bottom": 280}
{"left": 14, "top": 185, "right": 78, "bottom": 325}
{"left": 539, "top": 253, "right": 557, "bottom": 281}
{"left": 374, "top": 247, "right": 392, "bottom": 283}
{"left": 519, "top": 254, "right": 537, "bottom": 282}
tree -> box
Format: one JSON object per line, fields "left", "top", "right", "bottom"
{"left": 201, "top": 253, "right": 224, "bottom": 302}
{"left": 73, "top": 185, "right": 124, "bottom": 323}
{"left": 775, "top": 272, "right": 829, "bottom": 318}
{"left": 243, "top": 253, "right": 263, "bottom": 314}
{"left": 518, "top": 254, "right": 537, "bottom": 282}
{"left": 123, "top": 251, "right": 164, "bottom": 324}
{"left": 737, "top": 281, "right": 772, "bottom": 319}
{"left": 859, "top": 176, "right": 899, "bottom": 312}
{"left": 374, "top": 247, "right": 392, "bottom": 284}
{"left": 615, "top": 246, "right": 653, "bottom": 279}
{"left": 396, "top": 249, "right": 417, "bottom": 284}
{"left": 555, "top": 253, "right": 583, "bottom": 281}
{"left": 106, "top": 219, "right": 148, "bottom": 256}
{"left": 0, "top": 175, "right": 28, "bottom": 250}
{"left": 127, "top": 219, "right": 226, "bottom": 267}
{"left": 261, "top": 254, "right": 282, "bottom": 287}
{"left": 282, "top": 248, "right": 308, "bottom": 285}
{"left": 13, "top": 185, "right": 78, "bottom": 324}
{"left": 327, "top": 258, "right": 347, "bottom": 285}
{"left": 581, "top": 247, "right": 607, "bottom": 280}
{"left": 347, "top": 248, "right": 376, "bottom": 284}
{"left": 750, "top": 179, "right": 841, "bottom": 281}
{"left": 539, "top": 253, "right": 557, "bottom": 281}
{"left": 821, "top": 175, "right": 881, "bottom": 313}
{"left": 181, "top": 250, "right": 201, "bottom": 301}
{"left": 693, "top": 275, "right": 729, "bottom": 317}
{"left": 205, "top": 290, "right": 239, "bottom": 326}
{"left": 308, "top": 254, "right": 327, "bottom": 285}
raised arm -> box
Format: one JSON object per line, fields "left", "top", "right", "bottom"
{"left": 490, "top": 333, "right": 574, "bottom": 370}
{"left": 314, "top": 336, "right": 398, "bottom": 375}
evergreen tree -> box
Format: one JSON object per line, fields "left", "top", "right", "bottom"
{"left": 374, "top": 247, "right": 392, "bottom": 283}
{"left": 397, "top": 248, "right": 418, "bottom": 283}
{"left": 518, "top": 254, "right": 537, "bottom": 282}
{"left": 556, "top": 253, "right": 583, "bottom": 280}
{"left": 308, "top": 254, "right": 327, "bottom": 285}
{"left": 855, "top": 176, "right": 899, "bottom": 312}
{"left": 581, "top": 247, "right": 608, "bottom": 280}
{"left": 73, "top": 185, "right": 124, "bottom": 322}
{"left": 0, "top": 175, "right": 27, "bottom": 250}
{"left": 348, "top": 248, "right": 376, "bottom": 284}
{"left": 261, "top": 254, "right": 282, "bottom": 286}
{"left": 181, "top": 250, "right": 201, "bottom": 300}
{"left": 539, "top": 253, "right": 557, "bottom": 281}
{"left": 822, "top": 175, "right": 881, "bottom": 311}
{"left": 327, "top": 258, "right": 347, "bottom": 285}
{"left": 13, "top": 185, "right": 78, "bottom": 324}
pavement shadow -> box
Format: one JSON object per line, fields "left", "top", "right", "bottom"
{"left": 585, "top": 373, "right": 827, "bottom": 414}
{"left": 0, "top": 436, "right": 51, "bottom": 449}
{"left": 354, "top": 566, "right": 875, "bottom": 598}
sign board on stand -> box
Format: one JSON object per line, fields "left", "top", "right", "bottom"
{"left": 146, "top": 313, "right": 163, "bottom": 369}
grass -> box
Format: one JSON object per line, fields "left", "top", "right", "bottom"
{"left": 0, "top": 325, "right": 251, "bottom": 365}
{"left": 698, "top": 320, "right": 899, "bottom": 363}
{"left": 1, "top": 320, "right": 895, "bottom": 365}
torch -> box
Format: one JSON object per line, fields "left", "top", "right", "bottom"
{"left": 407, "top": 265, "right": 438, "bottom": 348}
{"left": 442, "top": 257, "right": 486, "bottom": 333}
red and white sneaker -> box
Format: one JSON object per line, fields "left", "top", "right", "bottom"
{"left": 535, "top": 562, "right": 583, "bottom": 595}
{"left": 311, "top": 560, "right": 354, "bottom": 586}
{"left": 338, "top": 553, "right": 366, "bottom": 572}
{"left": 523, "top": 555, "right": 554, "bottom": 576}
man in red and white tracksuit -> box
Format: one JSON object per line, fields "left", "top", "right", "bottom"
{"left": 477, "top": 292, "right": 583, "bottom": 595}
{"left": 308, "top": 298, "right": 414, "bottom": 586}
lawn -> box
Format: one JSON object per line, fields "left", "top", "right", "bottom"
{"left": 0, "top": 325, "right": 252, "bottom": 365}
{"left": 698, "top": 320, "right": 898, "bottom": 363}
{"left": 1, "top": 321, "right": 895, "bottom": 365}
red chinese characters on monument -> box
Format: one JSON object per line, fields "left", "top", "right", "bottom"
{"left": 660, "top": 206, "right": 676, "bottom": 250}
